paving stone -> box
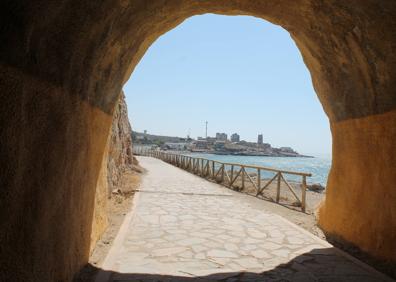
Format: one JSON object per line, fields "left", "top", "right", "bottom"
{"left": 140, "top": 215, "right": 159, "bottom": 224}
{"left": 177, "top": 237, "right": 207, "bottom": 246}
{"left": 207, "top": 249, "right": 239, "bottom": 258}
{"left": 244, "top": 237, "right": 263, "bottom": 244}
{"left": 260, "top": 242, "right": 282, "bottom": 250}
{"left": 208, "top": 257, "right": 231, "bottom": 266}
{"left": 160, "top": 215, "right": 178, "bottom": 223}
{"left": 235, "top": 257, "right": 262, "bottom": 268}
{"left": 224, "top": 243, "right": 239, "bottom": 252}
{"left": 251, "top": 250, "right": 271, "bottom": 259}
{"left": 151, "top": 247, "right": 187, "bottom": 257}
{"left": 271, "top": 249, "right": 290, "bottom": 258}
{"left": 191, "top": 245, "right": 208, "bottom": 253}
{"left": 164, "top": 234, "right": 188, "bottom": 241}
{"left": 178, "top": 251, "right": 194, "bottom": 259}
{"left": 240, "top": 244, "right": 257, "bottom": 251}
{"left": 247, "top": 228, "right": 267, "bottom": 239}
{"left": 286, "top": 236, "right": 305, "bottom": 244}
{"left": 195, "top": 252, "right": 206, "bottom": 259}
{"left": 191, "top": 232, "right": 214, "bottom": 238}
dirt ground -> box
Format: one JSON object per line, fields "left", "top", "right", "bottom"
{"left": 74, "top": 168, "right": 143, "bottom": 282}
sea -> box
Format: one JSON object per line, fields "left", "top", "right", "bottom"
{"left": 186, "top": 153, "right": 331, "bottom": 186}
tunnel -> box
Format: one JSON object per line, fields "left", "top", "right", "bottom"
{"left": 0, "top": 1, "right": 395, "bottom": 281}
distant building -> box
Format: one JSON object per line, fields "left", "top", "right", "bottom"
{"left": 162, "top": 142, "right": 187, "bottom": 151}
{"left": 206, "top": 137, "right": 217, "bottom": 146}
{"left": 262, "top": 143, "right": 271, "bottom": 149}
{"left": 258, "top": 134, "right": 263, "bottom": 144}
{"left": 193, "top": 140, "right": 208, "bottom": 150}
{"left": 198, "top": 136, "right": 216, "bottom": 144}
{"left": 214, "top": 141, "right": 226, "bottom": 151}
{"left": 216, "top": 132, "right": 228, "bottom": 141}
{"left": 280, "top": 147, "right": 295, "bottom": 153}
{"left": 231, "top": 133, "right": 240, "bottom": 142}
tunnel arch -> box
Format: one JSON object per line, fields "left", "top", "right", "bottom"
{"left": 0, "top": 1, "right": 395, "bottom": 281}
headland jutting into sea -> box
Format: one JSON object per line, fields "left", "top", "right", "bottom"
{"left": 132, "top": 131, "right": 313, "bottom": 158}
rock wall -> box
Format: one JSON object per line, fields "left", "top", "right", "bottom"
{"left": 0, "top": 65, "right": 113, "bottom": 282}
{"left": 319, "top": 110, "right": 396, "bottom": 261}
{"left": 107, "top": 92, "right": 136, "bottom": 194}
{"left": 90, "top": 92, "right": 136, "bottom": 253}
{"left": 90, "top": 141, "right": 110, "bottom": 255}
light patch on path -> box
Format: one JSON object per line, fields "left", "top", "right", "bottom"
{"left": 96, "top": 156, "right": 392, "bottom": 282}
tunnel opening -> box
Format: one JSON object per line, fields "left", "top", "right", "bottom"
{"left": 123, "top": 13, "right": 331, "bottom": 215}
{"left": 0, "top": 1, "right": 395, "bottom": 281}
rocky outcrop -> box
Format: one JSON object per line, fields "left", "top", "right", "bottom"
{"left": 90, "top": 92, "right": 138, "bottom": 253}
{"left": 107, "top": 92, "right": 137, "bottom": 194}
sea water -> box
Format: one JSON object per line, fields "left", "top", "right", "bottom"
{"left": 187, "top": 153, "right": 331, "bottom": 186}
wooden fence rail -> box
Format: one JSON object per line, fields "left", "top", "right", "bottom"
{"left": 134, "top": 148, "right": 311, "bottom": 212}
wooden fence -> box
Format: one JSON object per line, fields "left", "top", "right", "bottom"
{"left": 134, "top": 148, "right": 312, "bottom": 212}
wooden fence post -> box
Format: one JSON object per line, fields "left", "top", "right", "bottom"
{"left": 257, "top": 168, "right": 261, "bottom": 194}
{"left": 301, "top": 175, "right": 307, "bottom": 212}
{"left": 241, "top": 167, "right": 245, "bottom": 190}
{"left": 230, "top": 165, "right": 234, "bottom": 187}
{"left": 276, "top": 172, "right": 281, "bottom": 203}
{"left": 221, "top": 164, "right": 225, "bottom": 183}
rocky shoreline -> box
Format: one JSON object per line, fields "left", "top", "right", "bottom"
{"left": 209, "top": 151, "right": 313, "bottom": 158}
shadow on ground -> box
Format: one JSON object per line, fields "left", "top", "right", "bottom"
{"left": 74, "top": 248, "right": 392, "bottom": 282}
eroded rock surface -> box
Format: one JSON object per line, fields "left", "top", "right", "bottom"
{"left": 107, "top": 91, "right": 137, "bottom": 194}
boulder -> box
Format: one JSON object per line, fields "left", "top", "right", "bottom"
{"left": 307, "top": 183, "right": 325, "bottom": 193}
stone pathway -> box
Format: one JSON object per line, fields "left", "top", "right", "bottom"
{"left": 97, "top": 157, "right": 392, "bottom": 282}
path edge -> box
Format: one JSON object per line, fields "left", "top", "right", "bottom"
{"left": 94, "top": 191, "right": 142, "bottom": 282}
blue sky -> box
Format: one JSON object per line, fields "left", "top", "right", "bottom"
{"left": 123, "top": 14, "right": 331, "bottom": 156}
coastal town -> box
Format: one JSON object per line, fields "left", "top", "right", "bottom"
{"left": 132, "top": 131, "right": 311, "bottom": 157}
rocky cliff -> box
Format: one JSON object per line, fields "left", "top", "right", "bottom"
{"left": 90, "top": 92, "right": 138, "bottom": 252}
{"left": 107, "top": 92, "right": 138, "bottom": 193}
